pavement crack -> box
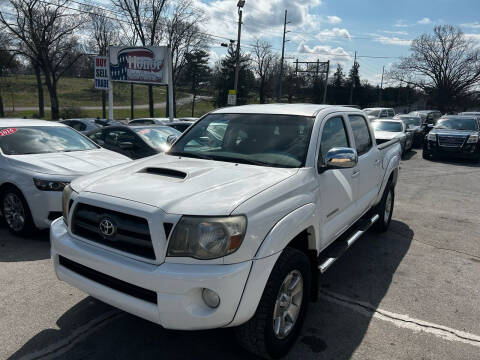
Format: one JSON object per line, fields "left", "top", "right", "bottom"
{"left": 319, "top": 290, "right": 480, "bottom": 347}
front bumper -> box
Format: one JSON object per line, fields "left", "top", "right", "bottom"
{"left": 50, "top": 218, "right": 272, "bottom": 330}
{"left": 424, "top": 139, "right": 480, "bottom": 159}
{"left": 28, "top": 189, "right": 63, "bottom": 229}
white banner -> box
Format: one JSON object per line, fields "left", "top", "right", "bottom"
{"left": 94, "top": 56, "right": 109, "bottom": 90}
{"left": 109, "top": 46, "right": 169, "bottom": 85}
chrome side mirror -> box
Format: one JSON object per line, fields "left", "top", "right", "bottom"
{"left": 319, "top": 147, "right": 358, "bottom": 173}
{"left": 166, "top": 135, "right": 178, "bottom": 146}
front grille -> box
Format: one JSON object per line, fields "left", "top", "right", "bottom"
{"left": 438, "top": 135, "right": 466, "bottom": 147}
{"left": 59, "top": 256, "right": 157, "bottom": 304}
{"left": 71, "top": 203, "right": 155, "bottom": 260}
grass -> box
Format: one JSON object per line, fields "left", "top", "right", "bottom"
{"left": 0, "top": 74, "right": 189, "bottom": 110}
{"left": 4, "top": 99, "right": 216, "bottom": 120}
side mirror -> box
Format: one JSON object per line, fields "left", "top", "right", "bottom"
{"left": 166, "top": 135, "right": 178, "bottom": 146}
{"left": 319, "top": 147, "right": 358, "bottom": 173}
{"left": 119, "top": 141, "right": 134, "bottom": 150}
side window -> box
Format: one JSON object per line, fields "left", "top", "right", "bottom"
{"left": 348, "top": 115, "right": 372, "bottom": 156}
{"left": 319, "top": 117, "right": 349, "bottom": 162}
{"left": 71, "top": 121, "right": 87, "bottom": 132}
{"left": 388, "top": 109, "right": 395, "bottom": 117}
{"left": 105, "top": 130, "right": 135, "bottom": 146}
{"left": 89, "top": 130, "right": 104, "bottom": 143}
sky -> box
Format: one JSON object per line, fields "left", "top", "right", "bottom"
{"left": 193, "top": 0, "right": 480, "bottom": 85}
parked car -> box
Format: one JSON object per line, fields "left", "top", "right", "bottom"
{"left": 408, "top": 110, "right": 442, "bottom": 130}
{"left": 52, "top": 104, "right": 402, "bottom": 359}
{"left": 60, "top": 118, "right": 121, "bottom": 134}
{"left": 423, "top": 116, "right": 480, "bottom": 161}
{"left": 372, "top": 119, "right": 412, "bottom": 154}
{"left": 363, "top": 107, "right": 395, "bottom": 120}
{"left": 128, "top": 118, "right": 193, "bottom": 133}
{"left": 394, "top": 115, "right": 424, "bottom": 146}
{"left": 87, "top": 125, "right": 181, "bottom": 159}
{"left": 0, "top": 119, "right": 131, "bottom": 235}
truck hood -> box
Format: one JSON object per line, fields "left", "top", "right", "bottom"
{"left": 73, "top": 154, "right": 298, "bottom": 215}
{"left": 7, "top": 149, "right": 131, "bottom": 176}
{"left": 374, "top": 131, "right": 405, "bottom": 140}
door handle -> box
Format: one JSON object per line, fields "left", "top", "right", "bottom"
{"left": 352, "top": 170, "right": 360, "bottom": 178}
{"left": 374, "top": 159, "right": 381, "bottom": 165}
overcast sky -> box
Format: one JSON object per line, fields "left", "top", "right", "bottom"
{"left": 194, "top": 0, "right": 480, "bottom": 85}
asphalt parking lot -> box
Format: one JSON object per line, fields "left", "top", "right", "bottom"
{"left": 1, "top": 150, "right": 480, "bottom": 360}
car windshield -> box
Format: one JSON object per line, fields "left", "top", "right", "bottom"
{"left": 133, "top": 126, "right": 181, "bottom": 151}
{"left": 400, "top": 117, "right": 421, "bottom": 127}
{"left": 0, "top": 126, "right": 98, "bottom": 155}
{"left": 364, "top": 109, "right": 380, "bottom": 117}
{"left": 435, "top": 118, "right": 479, "bottom": 131}
{"left": 169, "top": 113, "right": 315, "bottom": 168}
{"left": 372, "top": 121, "right": 403, "bottom": 132}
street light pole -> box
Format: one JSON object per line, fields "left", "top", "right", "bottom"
{"left": 233, "top": 1, "right": 245, "bottom": 105}
{"left": 278, "top": 9, "right": 289, "bottom": 102}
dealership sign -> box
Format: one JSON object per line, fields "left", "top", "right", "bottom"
{"left": 109, "top": 46, "right": 169, "bottom": 85}
{"left": 94, "top": 56, "right": 109, "bottom": 90}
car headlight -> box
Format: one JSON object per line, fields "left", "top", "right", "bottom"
{"left": 467, "top": 134, "right": 479, "bottom": 143}
{"left": 427, "top": 133, "right": 437, "bottom": 141}
{"left": 62, "top": 184, "right": 76, "bottom": 224}
{"left": 33, "top": 178, "right": 69, "bottom": 191}
{"left": 167, "top": 216, "right": 247, "bottom": 260}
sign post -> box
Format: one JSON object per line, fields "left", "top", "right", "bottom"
{"left": 167, "top": 47, "right": 174, "bottom": 122}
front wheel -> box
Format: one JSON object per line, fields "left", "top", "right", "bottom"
{"left": 373, "top": 181, "right": 394, "bottom": 233}
{"left": 235, "top": 247, "right": 311, "bottom": 359}
{"left": 1, "top": 187, "right": 35, "bottom": 235}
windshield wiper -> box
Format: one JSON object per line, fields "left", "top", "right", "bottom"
{"left": 209, "top": 155, "right": 295, "bottom": 168}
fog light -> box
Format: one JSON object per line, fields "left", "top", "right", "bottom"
{"left": 202, "top": 288, "right": 220, "bottom": 308}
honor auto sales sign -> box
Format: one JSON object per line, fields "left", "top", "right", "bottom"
{"left": 109, "top": 46, "right": 169, "bottom": 85}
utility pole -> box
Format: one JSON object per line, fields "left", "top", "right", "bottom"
{"left": 322, "top": 60, "right": 330, "bottom": 104}
{"left": 379, "top": 65, "right": 385, "bottom": 106}
{"left": 233, "top": 1, "right": 245, "bottom": 105}
{"left": 349, "top": 51, "right": 357, "bottom": 105}
{"left": 278, "top": 9, "right": 289, "bottom": 102}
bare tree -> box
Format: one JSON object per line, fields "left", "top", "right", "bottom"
{"left": 0, "top": 0, "right": 86, "bottom": 119}
{"left": 111, "top": 0, "right": 168, "bottom": 116}
{"left": 252, "top": 39, "right": 275, "bottom": 104}
{"left": 86, "top": 7, "right": 120, "bottom": 118}
{"left": 159, "top": 0, "right": 209, "bottom": 116}
{"left": 389, "top": 25, "right": 480, "bottom": 112}
{"left": 0, "top": 30, "right": 19, "bottom": 117}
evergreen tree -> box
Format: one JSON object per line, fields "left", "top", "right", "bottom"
{"left": 183, "top": 50, "right": 210, "bottom": 116}
{"left": 332, "top": 64, "right": 345, "bottom": 88}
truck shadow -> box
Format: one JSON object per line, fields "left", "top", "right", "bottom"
{"left": 9, "top": 220, "right": 413, "bottom": 360}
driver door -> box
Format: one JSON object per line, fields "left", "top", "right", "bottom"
{"left": 316, "top": 114, "right": 359, "bottom": 247}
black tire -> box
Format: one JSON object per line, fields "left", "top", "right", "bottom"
{"left": 373, "top": 181, "right": 394, "bottom": 233}
{"left": 235, "top": 247, "right": 311, "bottom": 359}
{"left": 422, "top": 150, "right": 430, "bottom": 159}
{"left": 1, "top": 186, "right": 35, "bottom": 236}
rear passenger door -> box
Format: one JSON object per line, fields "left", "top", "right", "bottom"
{"left": 316, "top": 114, "right": 359, "bottom": 244}
{"left": 348, "top": 114, "right": 381, "bottom": 215}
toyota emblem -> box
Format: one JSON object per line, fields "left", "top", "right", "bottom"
{"left": 99, "top": 218, "right": 116, "bottom": 237}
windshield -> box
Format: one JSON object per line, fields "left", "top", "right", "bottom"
{"left": 364, "top": 109, "right": 380, "bottom": 117}
{"left": 435, "top": 118, "right": 479, "bottom": 131}
{"left": 133, "top": 126, "right": 181, "bottom": 150}
{"left": 169, "top": 113, "right": 315, "bottom": 168}
{"left": 372, "top": 121, "right": 403, "bottom": 132}
{"left": 0, "top": 126, "right": 98, "bottom": 155}
{"left": 400, "top": 117, "right": 421, "bottom": 127}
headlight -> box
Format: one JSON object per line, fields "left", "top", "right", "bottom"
{"left": 62, "top": 185, "right": 75, "bottom": 224}
{"left": 427, "top": 133, "right": 437, "bottom": 141}
{"left": 467, "top": 134, "right": 479, "bottom": 143}
{"left": 33, "top": 178, "right": 69, "bottom": 191}
{"left": 167, "top": 216, "right": 247, "bottom": 260}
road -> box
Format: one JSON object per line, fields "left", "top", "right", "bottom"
{"left": 5, "top": 95, "right": 211, "bottom": 112}
{"left": 1, "top": 150, "right": 479, "bottom": 360}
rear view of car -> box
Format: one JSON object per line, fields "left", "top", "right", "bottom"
{"left": 0, "top": 120, "right": 131, "bottom": 235}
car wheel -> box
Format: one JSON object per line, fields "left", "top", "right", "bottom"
{"left": 1, "top": 187, "right": 35, "bottom": 235}
{"left": 373, "top": 181, "right": 394, "bottom": 233}
{"left": 235, "top": 247, "right": 311, "bottom": 359}
{"left": 422, "top": 150, "right": 430, "bottom": 159}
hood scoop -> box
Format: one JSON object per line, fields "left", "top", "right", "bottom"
{"left": 141, "top": 167, "right": 187, "bottom": 180}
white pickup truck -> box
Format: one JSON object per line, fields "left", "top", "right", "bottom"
{"left": 51, "top": 104, "right": 401, "bottom": 359}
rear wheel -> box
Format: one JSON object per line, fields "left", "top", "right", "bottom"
{"left": 1, "top": 187, "right": 34, "bottom": 235}
{"left": 235, "top": 247, "right": 311, "bottom": 359}
{"left": 373, "top": 181, "right": 394, "bottom": 233}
